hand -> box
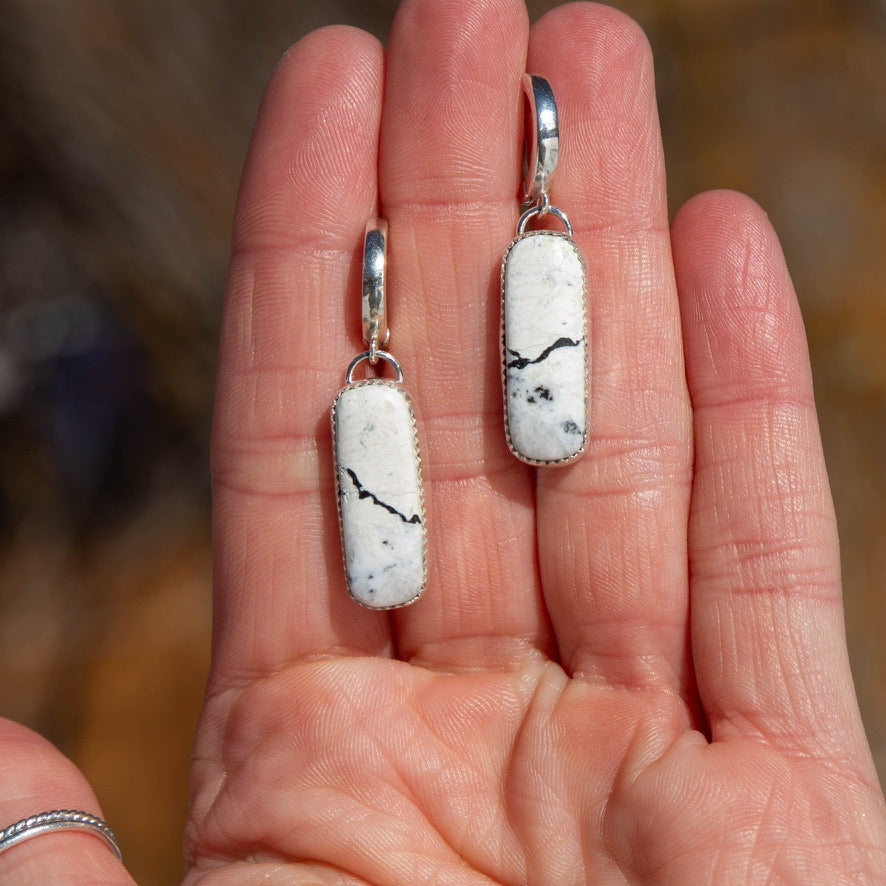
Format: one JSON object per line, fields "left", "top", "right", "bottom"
{"left": 6, "top": 0, "right": 879, "bottom": 883}
{"left": 181, "top": 0, "right": 886, "bottom": 883}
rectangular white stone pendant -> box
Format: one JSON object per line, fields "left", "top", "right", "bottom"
{"left": 502, "top": 230, "right": 588, "bottom": 465}
{"left": 331, "top": 379, "right": 427, "bottom": 609}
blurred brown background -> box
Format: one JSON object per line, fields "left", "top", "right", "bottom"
{"left": 0, "top": 0, "right": 882, "bottom": 882}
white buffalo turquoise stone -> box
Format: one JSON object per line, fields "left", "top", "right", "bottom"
{"left": 502, "top": 231, "right": 587, "bottom": 464}
{"left": 332, "top": 380, "right": 426, "bottom": 608}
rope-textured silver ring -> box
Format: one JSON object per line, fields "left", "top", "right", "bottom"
{"left": 0, "top": 810, "right": 122, "bottom": 861}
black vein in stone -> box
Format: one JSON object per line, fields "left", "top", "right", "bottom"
{"left": 343, "top": 468, "right": 422, "bottom": 524}
{"left": 507, "top": 336, "right": 583, "bottom": 370}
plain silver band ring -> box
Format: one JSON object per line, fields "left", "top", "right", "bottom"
{"left": 0, "top": 810, "right": 122, "bottom": 861}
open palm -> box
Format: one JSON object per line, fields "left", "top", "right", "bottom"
{"left": 2, "top": 2, "right": 882, "bottom": 883}
{"left": 177, "top": 0, "right": 886, "bottom": 883}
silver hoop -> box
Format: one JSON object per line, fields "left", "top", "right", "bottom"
{"left": 522, "top": 74, "right": 560, "bottom": 204}
{"left": 516, "top": 203, "right": 573, "bottom": 237}
{"left": 346, "top": 350, "right": 404, "bottom": 384}
{"left": 0, "top": 810, "right": 122, "bottom": 861}
{"left": 362, "top": 219, "right": 390, "bottom": 357}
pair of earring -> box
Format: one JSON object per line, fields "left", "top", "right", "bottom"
{"left": 331, "top": 75, "right": 587, "bottom": 610}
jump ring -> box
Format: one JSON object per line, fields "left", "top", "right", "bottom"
{"left": 346, "top": 350, "right": 404, "bottom": 384}
{"left": 516, "top": 203, "right": 574, "bottom": 237}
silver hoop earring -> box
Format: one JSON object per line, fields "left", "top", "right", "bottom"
{"left": 501, "top": 74, "right": 588, "bottom": 466}
{"left": 331, "top": 219, "right": 427, "bottom": 609}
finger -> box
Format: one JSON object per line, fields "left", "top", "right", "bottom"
{"left": 378, "top": 0, "right": 553, "bottom": 668}
{"left": 210, "top": 27, "right": 390, "bottom": 684}
{"left": 0, "top": 720, "right": 135, "bottom": 884}
{"left": 530, "top": 4, "right": 694, "bottom": 689}
{"left": 675, "top": 190, "right": 876, "bottom": 766}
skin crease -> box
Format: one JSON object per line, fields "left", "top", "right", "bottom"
{"left": 0, "top": 1, "right": 884, "bottom": 884}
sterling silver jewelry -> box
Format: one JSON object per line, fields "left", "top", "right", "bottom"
{"left": 0, "top": 809, "right": 122, "bottom": 861}
{"left": 331, "top": 219, "right": 427, "bottom": 609}
{"left": 501, "top": 74, "right": 588, "bottom": 465}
